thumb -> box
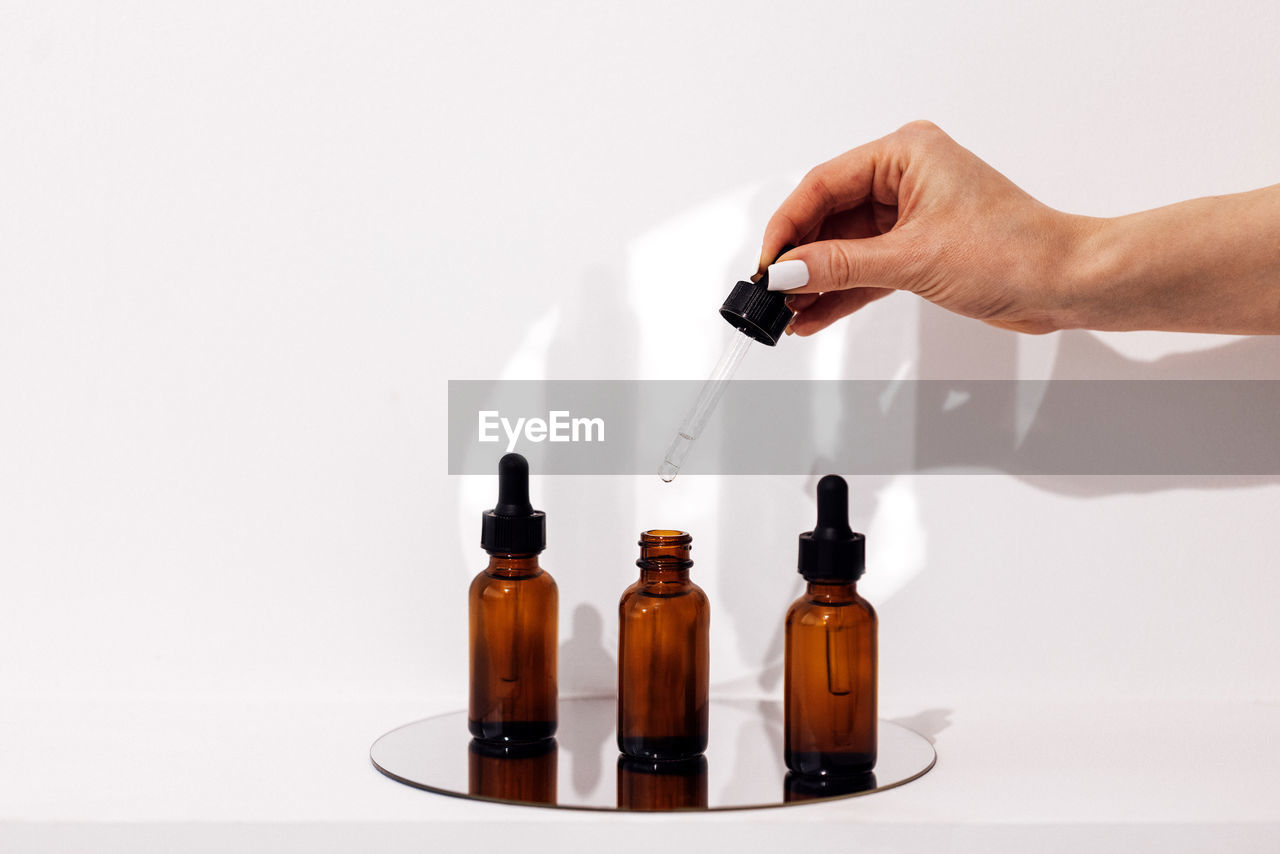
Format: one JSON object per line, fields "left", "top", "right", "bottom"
{"left": 765, "top": 233, "right": 917, "bottom": 295}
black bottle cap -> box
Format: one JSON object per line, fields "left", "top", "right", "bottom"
{"left": 481, "top": 453, "right": 546, "bottom": 555}
{"left": 797, "top": 475, "right": 865, "bottom": 582}
{"left": 717, "top": 245, "right": 797, "bottom": 346}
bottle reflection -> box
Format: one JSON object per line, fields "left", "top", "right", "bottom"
{"left": 616, "top": 755, "right": 708, "bottom": 811}
{"left": 467, "top": 738, "right": 558, "bottom": 805}
{"left": 783, "top": 770, "right": 878, "bottom": 803}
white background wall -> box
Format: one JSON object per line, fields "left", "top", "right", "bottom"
{"left": 3, "top": 0, "right": 1279, "bottom": 732}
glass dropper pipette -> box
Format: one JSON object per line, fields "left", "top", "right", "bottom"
{"left": 659, "top": 329, "right": 754, "bottom": 482}
{"left": 658, "top": 252, "right": 796, "bottom": 482}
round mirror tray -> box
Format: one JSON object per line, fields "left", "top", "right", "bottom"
{"left": 371, "top": 697, "right": 935, "bottom": 811}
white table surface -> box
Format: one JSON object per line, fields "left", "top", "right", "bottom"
{"left": 4, "top": 691, "right": 1277, "bottom": 853}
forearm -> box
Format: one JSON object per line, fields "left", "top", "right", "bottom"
{"left": 1063, "top": 184, "right": 1280, "bottom": 334}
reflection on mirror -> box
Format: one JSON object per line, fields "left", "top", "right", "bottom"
{"left": 468, "top": 738, "right": 558, "bottom": 806}
{"left": 616, "top": 755, "right": 709, "bottom": 811}
{"left": 784, "top": 770, "right": 877, "bottom": 803}
{"left": 372, "top": 698, "right": 934, "bottom": 812}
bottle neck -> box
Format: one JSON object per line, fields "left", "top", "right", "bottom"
{"left": 639, "top": 565, "right": 691, "bottom": 584}
{"left": 636, "top": 548, "right": 692, "bottom": 584}
{"left": 805, "top": 579, "right": 857, "bottom": 603}
{"left": 635, "top": 530, "right": 693, "bottom": 586}
{"left": 486, "top": 553, "right": 542, "bottom": 577}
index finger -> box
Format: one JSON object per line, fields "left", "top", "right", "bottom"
{"left": 758, "top": 130, "right": 905, "bottom": 272}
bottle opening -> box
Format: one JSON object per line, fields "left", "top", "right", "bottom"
{"left": 637, "top": 529, "right": 693, "bottom": 568}
{"left": 641, "top": 529, "right": 691, "bottom": 542}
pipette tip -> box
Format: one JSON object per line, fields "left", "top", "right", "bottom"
{"left": 658, "top": 460, "right": 679, "bottom": 483}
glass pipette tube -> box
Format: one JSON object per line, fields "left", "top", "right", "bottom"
{"left": 658, "top": 329, "right": 754, "bottom": 482}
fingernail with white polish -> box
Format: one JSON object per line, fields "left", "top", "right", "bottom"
{"left": 766, "top": 259, "right": 809, "bottom": 291}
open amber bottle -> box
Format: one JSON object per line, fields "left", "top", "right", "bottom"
{"left": 468, "top": 453, "right": 557, "bottom": 743}
{"left": 784, "top": 475, "right": 877, "bottom": 777}
{"left": 617, "top": 530, "right": 710, "bottom": 759}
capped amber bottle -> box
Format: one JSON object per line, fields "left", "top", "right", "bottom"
{"left": 617, "top": 530, "right": 710, "bottom": 759}
{"left": 784, "top": 475, "right": 877, "bottom": 776}
{"left": 468, "top": 453, "right": 557, "bottom": 743}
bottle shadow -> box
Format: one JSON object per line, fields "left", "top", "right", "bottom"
{"left": 888, "top": 707, "right": 953, "bottom": 745}
{"left": 556, "top": 603, "right": 617, "bottom": 797}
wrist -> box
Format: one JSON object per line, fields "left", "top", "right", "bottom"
{"left": 1054, "top": 213, "right": 1137, "bottom": 332}
{"left": 1053, "top": 188, "right": 1280, "bottom": 335}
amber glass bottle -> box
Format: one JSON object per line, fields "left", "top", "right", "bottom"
{"left": 617, "top": 755, "right": 708, "bottom": 811}
{"left": 468, "top": 453, "right": 557, "bottom": 743}
{"left": 784, "top": 475, "right": 877, "bottom": 777}
{"left": 468, "top": 738, "right": 558, "bottom": 805}
{"left": 617, "top": 530, "right": 710, "bottom": 759}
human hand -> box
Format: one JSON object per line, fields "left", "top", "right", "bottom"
{"left": 760, "top": 121, "right": 1097, "bottom": 336}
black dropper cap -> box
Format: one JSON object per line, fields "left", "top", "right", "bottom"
{"left": 718, "top": 245, "right": 797, "bottom": 346}
{"left": 481, "top": 453, "right": 546, "bottom": 555}
{"left": 797, "top": 475, "right": 866, "bottom": 581}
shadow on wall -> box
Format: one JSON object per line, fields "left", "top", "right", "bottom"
{"left": 557, "top": 603, "right": 617, "bottom": 796}
{"left": 913, "top": 306, "right": 1280, "bottom": 495}
{"left": 455, "top": 182, "right": 1280, "bottom": 706}
{"left": 889, "top": 707, "right": 953, "bottom": 745}
{"left": 560, "top": 603, "right": 616, "bottom": 695}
